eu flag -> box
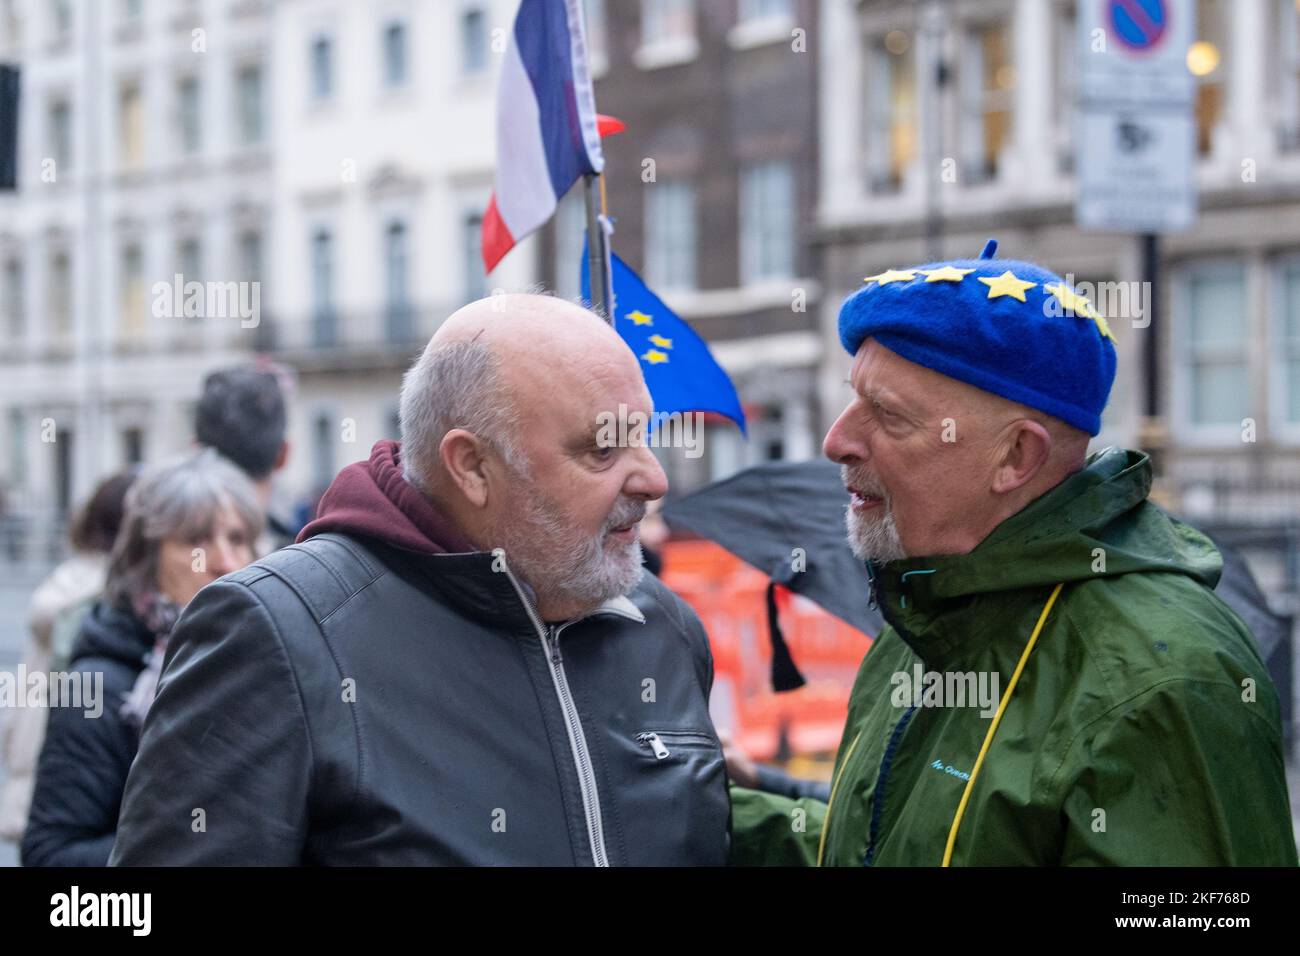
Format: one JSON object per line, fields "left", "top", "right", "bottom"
{"left": 582, "top": 248, "right": 746, "bottom": 434}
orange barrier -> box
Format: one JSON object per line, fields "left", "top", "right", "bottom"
{"left": 660, "top": 540, "right": 874, "bottom": 761}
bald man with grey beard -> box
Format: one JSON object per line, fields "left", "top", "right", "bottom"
{"left": 111, "top": 294, "right": 731, "bottom": 866}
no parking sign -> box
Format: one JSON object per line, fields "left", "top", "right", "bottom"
{"left": 1109, "top": 0, "right": 1170, "bottom": 51}
{"left": 1076, "top": 0, "right": 1197, "bottom": 233}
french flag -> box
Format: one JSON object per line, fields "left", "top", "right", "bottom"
{"left": 482, "top": 0, "right": 605, "bottom": 275}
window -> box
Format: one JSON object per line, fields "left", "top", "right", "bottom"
{"left": 463, "top": 213, "right": 486, "bottom": 301}
{"left": 644, "top": 180, "right": 696, "bottom": 291}
{"left": 311, "top": 228, "right": 336, "bottom": 345}
{"left": 739, "top": 0, "right": 790, "bottom": 21}
{"left": 122, "top": 427, "right": 144, "bottom": 465}
{"left": 959, "top": 22, "right": 1013, "bottom": 183}
{"left": 118, "top": 81, "right": 143, "bottom": 169}
{"left": 642, "top": 0, "right": 695, "bottom": 46}
{"left": 382, "top": 21, "right": 408, "bottom": 88}
{"left": 1278, "top": 0, "right": 1300, "bottom": 150}
{"left": 177, "top": 76, "right": 201, "bottom": 154}
{"left": 237, "top": 229, "right": 262, "bottom": 284}
{"left": 178, "top": 236, "right": 202, "bottom": 283}
{"left": 584, "top": 0, "right": 608, "bottom": 70}
{"left": 122, "top": 0, "right": 143, "bottom": 24}
{"left": 385, "top": 220, "right": 412, "bottom": 342}
{"left": 866, "top": 31, "right": 916, "bottom": 192}
{"left": 1275, "top": 258, "right": 1300, "bottom": 429}
{"left": 48, "top": 99, "right": 72, "bottom": 173}
{"left": 1, "top": 1, "right": 21, "bottom": 58}
{"left": 51, "top": 0, "right": 72, "bottom": 42}
{"left": 1179, "top": 262, "right": 1248, "bottom": 428}
{"left": 2, "top": 256, "right": 22, "bottom": 339}
{"left": 7, "top": 408, "right": 25, "bottom": 487}
{"left": 48, "top": 250, "right": 71, "bottom": 337}
{"left": 1190, "top": 0, "right": 1225, "bottom": 157}
{"left": 740, "top": 162, "right": 794, "bottom": 283}
{"left": 311, "top": 36, "right": 334, "bottom": 101}
{"left": 461, "top": 8, "right": 487, "bottom": 75}
{"left": 236, "top": 64, "right": 263, "bottom": 144}
{"left": 313, "top": 413, "right": 335, "bottom": 490}
{"left": 1052, "top": 1, "right": 1077, "bottom": 172}
{"left": 119, "top": 242, "right": 144, "bottom": 337}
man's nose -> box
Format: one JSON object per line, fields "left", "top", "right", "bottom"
{"left": 626, "top": 445, "right": 669, "bottom": 501}
{"left": 823, "top": 405, "right": 866, "bottom": 465}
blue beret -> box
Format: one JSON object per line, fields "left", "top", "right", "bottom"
{"left": 838, "top": 240, "right": 1117, "bottom": 436}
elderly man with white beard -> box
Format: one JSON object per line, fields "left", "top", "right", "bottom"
{"left": 110, "top": 294, "right": 731, "bottom": 866}
{"left": 730, "top": 242, "right": 1296, "bottom": 867}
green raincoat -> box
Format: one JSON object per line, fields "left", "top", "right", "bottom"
{"left": 731, "top": 448, "right": 1297, "bottom": 866}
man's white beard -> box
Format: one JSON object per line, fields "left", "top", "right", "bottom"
{"left": 493, "top": 478, "right": 646, "bottom": 616}
{"left": 841, "top": 465, "right": 907, "bottom": 564}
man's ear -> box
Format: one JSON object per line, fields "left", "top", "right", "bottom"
{"left": 274, "top": 440, "right": 289, "bottom": 473}
{"left": 991, "top": 420, "right": 1052, "bottom": 495}
{"left": 438, "top": 429, "right": 493, "bottom": 508}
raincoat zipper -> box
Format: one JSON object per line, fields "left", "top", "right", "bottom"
{"left": 863, "top": 704, "right": 919, "bottom": 866}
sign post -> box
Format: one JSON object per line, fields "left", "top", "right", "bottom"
{"left": 1076, "top": 0, "right": 1197, "bottom": 476}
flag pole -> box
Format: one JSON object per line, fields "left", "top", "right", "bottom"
{"left": 583, "top": 172, "right": 613, "bottom": 324}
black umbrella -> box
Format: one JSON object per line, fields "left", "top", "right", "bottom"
{"left": 662, "top": 459, "right": 883, "bottom": 691}
{"left": 665, "top": 461, "right": 1292, "bottom": 716}
{"left": 1204, "top": 532, "right": 1294, "bottom": 753}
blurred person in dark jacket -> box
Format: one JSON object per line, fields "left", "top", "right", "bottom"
{"left": 21, "top": 451, "right": 261, "bottom": 866}
{"left": 0, "top": 470, "right": 135, "bottom": 843}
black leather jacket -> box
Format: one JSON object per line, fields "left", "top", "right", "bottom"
{"left": 109, "top": 533, "right": 731, "bottom": 865}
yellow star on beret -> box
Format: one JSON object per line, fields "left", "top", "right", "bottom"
{"left": 641, "top": 349, "right": 669, "bottom": 365}
{"left": 978, "top": 270, "right": 1038, "bottom": 302}
{"left": 1044, "top": 282, "right": 1092, "bottom": 316}
{"left": 648, "top": 334, "right": 673, "bottom": 349}
{"left": 918, "top": 265, "right": 975, "bottom": 283}
{"left": 627, "top": 310, "right": 654, "bottom": 326}
{"left": 863, "top": 269, "right": 917, "bottom": 286}
{"left": 1082, "top": 302, "right": 1117, "bottom": 342}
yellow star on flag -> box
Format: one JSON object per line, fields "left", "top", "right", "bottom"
{"left": 863, "top": 269, "right": 917, "bottom": 286}
{"left": 648, "top": 334, "right": 673, "bottom": 349}
{"left": 641, "top": 349, "right": 669, "bottom": 365}
{"left": 627, "top": 310, "right": 654, "bottom": 326}
{"left": 918, "top": 265, "right": 975, "bottom": 283}
{"left": 978, "top": 270, "right": 1038, "bottom": 303}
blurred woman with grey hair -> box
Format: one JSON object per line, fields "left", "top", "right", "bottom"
{"left": 21, "top": 450, "right": 263, "bottom": 867}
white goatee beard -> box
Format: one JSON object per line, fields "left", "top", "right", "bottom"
{"left": 841, "top": 465, "right": 907, "bottom": 564}
{"left": 494, "top": 482, "right": 646, "bottom": 614}
{"left": 844, "top": 502, "right": 906, "bottom": 563}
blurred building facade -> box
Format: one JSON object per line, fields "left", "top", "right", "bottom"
{"left": 258, "top": 0, "right": 534, "bottom": 502}
{"left": 0, "top": 0, "right": 1296, "bottom": 615}
{"left": 816, "top": 0, "right": 1300, "bottom": 608}
{"left": 0, "top": 0, "right": 273, "bottom": 557}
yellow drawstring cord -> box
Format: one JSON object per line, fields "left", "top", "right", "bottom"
{"left": 940, "top": 581, "right": 1064, "bottom": 867}
{"left": 815, "top": 728, "right": 863, "bottom": 867}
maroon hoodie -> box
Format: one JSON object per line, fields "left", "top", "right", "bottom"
{"left": 297, "top": 440, "right": 475, "bottom": 555}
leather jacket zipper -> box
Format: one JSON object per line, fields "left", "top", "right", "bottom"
{"left": 503, "top": 568, "right": 609, "bottom": 867}
{"left": 636, "top": 730, "right": 715, "bottom": 760}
